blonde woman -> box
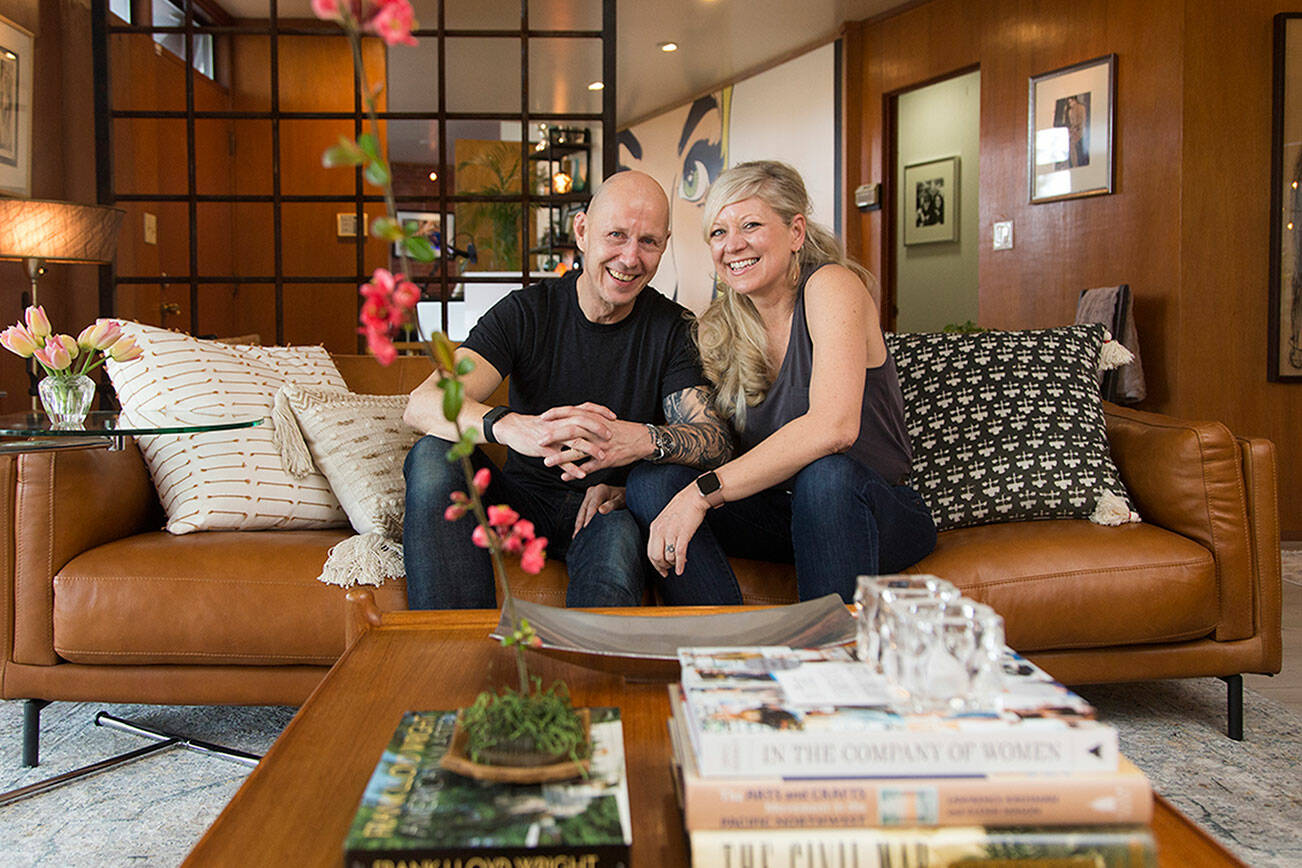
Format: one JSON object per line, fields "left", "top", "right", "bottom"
{"left": 626, "top": 161, "right": 936, "bottom": 604}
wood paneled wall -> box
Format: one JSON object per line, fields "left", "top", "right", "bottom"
{"left": 847, "top": 0, "right": 1302, "bottom": 537}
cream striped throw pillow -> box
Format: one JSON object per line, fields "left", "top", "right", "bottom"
{"left": 104, "top": 322, "right": 349, "bottom": 533}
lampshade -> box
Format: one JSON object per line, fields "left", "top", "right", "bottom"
{"left": 0, "top": 199, "right": 125, "bottom": 264}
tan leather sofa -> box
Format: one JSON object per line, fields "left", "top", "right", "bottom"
{"left": 1, "top": 355, "right": 1282, "bottom": 764}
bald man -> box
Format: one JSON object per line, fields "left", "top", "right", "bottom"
{"left": 403, "top": 171, "right": 733, "bottom": 609}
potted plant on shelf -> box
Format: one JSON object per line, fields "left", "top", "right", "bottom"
{"left": 314, "top": 0, "right": 589, "bottom": 781}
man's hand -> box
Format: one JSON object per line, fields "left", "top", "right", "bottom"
{"left": 495, "top": 402, "right": 617, "bottom": 479}
{"left": 538, "top": 405, "right": 655, "bottom": 480}
{"left": 572, "top": 484, "right": 626, "bottom": 537}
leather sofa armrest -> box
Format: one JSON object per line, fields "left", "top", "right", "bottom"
{"left": 1104, "top": 403, "right": 1255, "bottom": 641}
{"left": 1238, "top": 435, "right": 1282, "bottom": 671}
{"left": 10, "top": 442, "right": 161, "bottom": 665}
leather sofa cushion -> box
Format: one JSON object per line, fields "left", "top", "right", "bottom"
{"left": 53, "top": 531, "right": 407, "bottom": 666}
{"left": 910, "top": 520, "right": 1217, "bottom": 652}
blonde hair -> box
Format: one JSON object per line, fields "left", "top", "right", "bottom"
{"left": 696, "top": 160, "right": 870, "bottom": 428}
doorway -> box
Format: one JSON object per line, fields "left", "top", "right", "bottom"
{"left": 891, "top": 69, "right": 980, "bottom": 333}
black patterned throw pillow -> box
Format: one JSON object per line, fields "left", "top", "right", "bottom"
{"left": 884, "top": 324, "right": 1139, "bottom": 531}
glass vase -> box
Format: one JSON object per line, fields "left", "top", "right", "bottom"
{"left": 38, "top": 373, "right": 96, "bottom": 428}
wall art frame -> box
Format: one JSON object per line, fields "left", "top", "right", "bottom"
{"left": 902, "top": 155, "right": 958, "bottom": 245}
{"left": 1270, "top": 13, "right": 1302, "bottom": 381}
{"left": 0, "top": 13, "right": 34, "bottom": 198}
{"left": 1028, "top": 54, "right": 1116, "bottom": 204}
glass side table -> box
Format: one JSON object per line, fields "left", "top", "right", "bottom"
{"left": 0, "top": 411, "right": 263, "bottom": 452}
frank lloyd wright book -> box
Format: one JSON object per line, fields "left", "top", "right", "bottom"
{"left": 688, "top": 824, "right": 1158, "bottom": 868}
{"left": 343, "top": 708, "right": 632, "bottom": 868}
{"left": 667, "top": 705, "right": 1152, "bottom": 830}
{"left": 676, "top": 647, "right": 1118, "bottom": 778}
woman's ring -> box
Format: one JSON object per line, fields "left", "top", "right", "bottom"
{"left": 665, "top": 544, "right": 676, "bottom": 555}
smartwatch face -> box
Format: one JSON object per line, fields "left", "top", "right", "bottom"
{"left": 697, "top": 472, "right": 721, "bottom": 496}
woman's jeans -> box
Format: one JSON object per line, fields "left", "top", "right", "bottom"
{"left": 403, "top": 436, "right": 649, "bottom": 609}
{"left": 625, "top": 455, "right": 937, "bottom": 605}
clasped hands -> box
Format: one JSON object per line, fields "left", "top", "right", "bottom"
{"left": 493, "top": 402, "right": 648, "bottom": 537}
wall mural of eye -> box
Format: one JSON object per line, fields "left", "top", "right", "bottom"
{"left": 680, "top": 159, "right": 710, "bottom": 202}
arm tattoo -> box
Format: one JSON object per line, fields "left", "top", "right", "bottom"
{"left": 652, "top": 385, "right": 734, "bottom": 469}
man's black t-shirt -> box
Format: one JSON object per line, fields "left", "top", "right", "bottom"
{"left": 461, "top": 269, "right": 706, "bottom": 492}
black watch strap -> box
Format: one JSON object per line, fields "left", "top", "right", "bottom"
{"left": 481, "top": 406, "right": 513, "bottom": 444}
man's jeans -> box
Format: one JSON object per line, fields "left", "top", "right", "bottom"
{"left": 625, "top": 455, "right": 937, "bottom": 605}
{"left": 403, "top": 436, "right": 648, "bottom": 609}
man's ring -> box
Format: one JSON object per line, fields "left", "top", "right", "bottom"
{"left": 666, "top": 544, "right": 676, "bottom": 555}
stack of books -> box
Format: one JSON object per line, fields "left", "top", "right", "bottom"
{"left": 670, "top": 646, "right": 1157, "bottom": 867}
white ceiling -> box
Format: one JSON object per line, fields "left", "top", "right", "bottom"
{"left": 219, "top": 0, "right": 909, "bottom": 125}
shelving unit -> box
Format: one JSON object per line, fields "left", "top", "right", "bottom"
{"left": 529, "top": 127, "right": 592, "bottom": 270}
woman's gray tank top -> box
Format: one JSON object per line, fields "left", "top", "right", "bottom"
{"left": 737, "top": 264, "right": 914, "bottom": 485}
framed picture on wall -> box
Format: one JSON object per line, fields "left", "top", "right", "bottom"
{"left": 903, "top": 156, "right": 958, "bottom": 245}
{"left": 393, "top": 210, "right": 450, "bottom": 259}
{"left": 1028, "top": 54, "right": 1116, "bottom": 204}
{"left": 0, "top": 14, "right": 34, "bottom": 198}
{"left": 1270, "top": 14, "right": 1302, "bottom": 381}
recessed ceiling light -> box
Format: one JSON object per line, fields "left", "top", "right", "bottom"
{"left": 658, "top": 42, "right": 678, "bottom": 52}
{"left": 588, "top": 81, "right": 604, "bottom": 91}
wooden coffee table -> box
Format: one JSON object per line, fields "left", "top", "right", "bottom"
{"left": 184, "top": 603, "right": 1245, "bottom": 867}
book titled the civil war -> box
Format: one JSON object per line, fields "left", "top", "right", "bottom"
{"left": 343, "top": 708, "right": 632, "bottom": 868}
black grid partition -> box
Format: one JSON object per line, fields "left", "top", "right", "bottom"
{"left": 92, "top": 0, "right": 616, "bottom": 345}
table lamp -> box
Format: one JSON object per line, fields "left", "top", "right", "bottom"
{"left": 0, "top": 199, "right": 126, "bottom": 307}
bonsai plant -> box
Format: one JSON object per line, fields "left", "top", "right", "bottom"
{"left": 315, "top": 0, "right": 589, "bottom": 776}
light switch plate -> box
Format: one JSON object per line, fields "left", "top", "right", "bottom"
{"left": 992, "top": 220, "right": 1013, "bottom": 250}
{"left": 143, "top": 212, "right": 158, "bottom": 245}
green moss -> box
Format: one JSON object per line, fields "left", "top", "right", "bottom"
{"left": 461, "top": 678, "right": 590, "bottom": 766}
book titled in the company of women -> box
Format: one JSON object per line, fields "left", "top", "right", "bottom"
{"left": 343, "top": 707, "right": 631, "bottom": 868}
{"left": 676, "top": 646, "right": 1119, "bottom": 778}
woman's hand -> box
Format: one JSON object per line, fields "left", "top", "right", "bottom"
{"left": 572, "top": 484, "right": 625, "bottom": 537}
{"left": 647, "top": 484, "right": 710, "bottom": 577}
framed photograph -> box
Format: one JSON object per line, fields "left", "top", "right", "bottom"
{"left": 1028, "top": 54, "right": 1116, "bottom": 204}
{"left": 335, "top": 212, "right": 365, "bottom": 238}
{"left": 1270, "top": 14, "right": 1302, "bottom": 381}
{"left": 393, "top": 210, "right": 450, "bottom": 259}
{"left": 902, "top": 156, "right": 958, "bottom": 245}
{"left": 0, "top": 14, "right": 34, "bottom": 198}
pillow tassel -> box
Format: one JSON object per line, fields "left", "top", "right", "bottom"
{"left": 318, "top": 533, "right": 405, "bottom": 587}
{"left": 272, "top": 387, "right": 315, "bottom": 478}
{"left": 1091, "top": 490, "right": 1141, "bottom": 526}
{"left": 1098, "top": 329, "right": 1135, "bottom": 372}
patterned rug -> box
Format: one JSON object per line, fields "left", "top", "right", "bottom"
{"left": 1, "top": 549, "right": 1297, "bottom": 866}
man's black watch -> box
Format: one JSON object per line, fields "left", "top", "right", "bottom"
{"left": 481, "top": 406, "right": 513, "bottom": 444}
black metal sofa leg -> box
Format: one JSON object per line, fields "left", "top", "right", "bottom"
{"left": 23, "top": 700, "right": 51, "bottom": 767}
{"left": 1219, "top": 675, "right": 1243, "bottom": 741}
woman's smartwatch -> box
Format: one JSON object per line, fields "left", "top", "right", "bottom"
{"left": 695, "top": 471, "right": 725, "bottom": 508}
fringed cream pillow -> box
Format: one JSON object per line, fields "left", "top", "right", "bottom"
{"left": 272, "top": 383, "right": 422, "bottom": 586}
{"left": 104, "top": 322, "right": 349, "bottom": 533}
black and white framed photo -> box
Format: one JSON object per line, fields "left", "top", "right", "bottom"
{"left": 1270, "top": 14, "right": 1302, "bottom": 381}
{"left": 1028, "top": 54, "right": 1116, "bottom": 204}
{"left": 0, "top": 14, "right": 34, "bottom": 198}
{"left": 902, "top": 156, "right": 958, "bottom": 245}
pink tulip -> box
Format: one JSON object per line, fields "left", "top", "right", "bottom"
{"left": 0, "top": 324, "right": 40, "bottom": 357}
{"left": 78, "top": 320, "right": 123, "bottom": 352}
{"left": 25, "top": 305, "right": 50, "bottom": 339}
{"left": 33, "top": 341, "right": 73, "bottom": 372}
{"left": 473, "top": 467, "right": 491, "bottom": 494}
{"left": 107, "top": 335, "right": 143, "bottom": 362}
